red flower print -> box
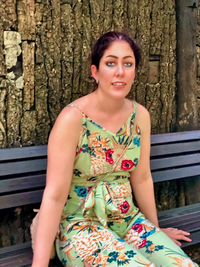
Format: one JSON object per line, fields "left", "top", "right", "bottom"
{"left": 106, "top": 149, "right": 114, "bottom": 164}
{"left": 132, "top": 224, "right": 143, "bottom": 233}
{"left": 120, "top": 200, "right": 130, "bottom": 213}
{"left": 138, "top": 238, "right": 147, "bottom": 249}
{"left": 121, "top": 160, "right": 134, "bottom": 170}
{"left": 88, "top": 187, "right": 92, "bottom": 192}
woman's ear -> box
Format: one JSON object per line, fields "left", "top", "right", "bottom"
{"left": 91, "top": 65, "right": 98, "bottom": 82}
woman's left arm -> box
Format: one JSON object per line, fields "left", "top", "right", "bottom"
{"left": 130, "top": 104, "right": 192, "bottom": 246}
{"left": 130, "top": 105, "right": 158, "bottom": 226}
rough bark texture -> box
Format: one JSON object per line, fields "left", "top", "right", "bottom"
{"left": 176, "top": 0, "right": 199, "bottom": 130}
{"left": 0, "top": 0, "right": 181, "bottom": 149}
{"left": 197, "top": 1, "right": 200, "bottom": 125}
{"left": 0, "top": 0, "right": 199, "bottom": 258}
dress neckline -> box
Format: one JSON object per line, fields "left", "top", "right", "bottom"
{"left": 68, "top": 101, "right": 136, "bottom": 136}
{"left": 83, "top": 110, "right": 135, "bottom": 136}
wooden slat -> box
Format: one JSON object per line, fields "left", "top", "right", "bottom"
{"left": 0, "top": 145, "right": 47, "bottom": 162}
{"left": 0, "top": 174, "right": 46, "bottom": 193}
{"left": 0, "top": 190, "right": 44, "bottom": 209}
{"left": 151, "top": 130, "right": 200, "bottom": 145}
{"left": 152, "top": 165, "right": 200, "bottom": 182}
{"left": 0, "top": 245, "right": 32, "bottom": 267}
{"left": 159, "top": 213, "right": 200, "bottom": 231}
{"left": 150, "top": 140, "right": 200, "bottom": 157}
{"left": 158, "top": 202, "right": 200, "bottom": 219}
{"left": 150, "top": 153, "right": 200, "bottom": 170}
{"left": 158, "top": 203, "right": 200, "bottom": 248}
{"left": 0, "top": 242, "right": 31, "bottom": 255}
{"left": 181, "top": 230, "right": 200, "bottom": 248}
{"left": 0, "top": 158, "right": 47, "bottom": 176}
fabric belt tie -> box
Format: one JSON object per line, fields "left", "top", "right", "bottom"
{"left": 83, "top": 181, "right": 119, "bottom": 228}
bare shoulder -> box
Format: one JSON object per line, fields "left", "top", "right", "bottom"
{"left": 135, "top": 102, "right": 150, "bottom": 120}
{"left": 135, "top": 102, "right": 151, "bottom": 134}
{"left": 48, "top": 105, "right": 83, "bottom": 148}
{"left": 56, "top": 105, "right": 83, "bottom": 128}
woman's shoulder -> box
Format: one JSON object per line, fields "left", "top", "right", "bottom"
{"left": 51, "top": 101, "right": 85, "bottom": 137}
{"left": 59, "top": 105, "right": 83, "bottom": 126}
{"left": 135, "top": 102, "right": 150, "bottom": 120}
{"left": 134, "top": 102, "right": 151, "bottom": 135}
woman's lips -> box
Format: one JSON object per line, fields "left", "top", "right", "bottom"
{"left": 112, "top": 82, "right": 126, "bottom": 88}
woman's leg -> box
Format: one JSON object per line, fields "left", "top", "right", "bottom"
{"left": 56, "top": 221, "right": 155, "bottom": 266}
{"left": 124, "top": 217, "right": 198, "bottom": 266}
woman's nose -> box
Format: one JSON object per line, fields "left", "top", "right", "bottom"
{"left": 115, "top": 64, "right": 124, "bottom": 76}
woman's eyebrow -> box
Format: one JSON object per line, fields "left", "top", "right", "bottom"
{"left": 105, "top": 55, "right": 134, "bottom": 59}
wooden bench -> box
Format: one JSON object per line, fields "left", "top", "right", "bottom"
{"left": 0, "top": 130, "right": 200, "bottom": 266}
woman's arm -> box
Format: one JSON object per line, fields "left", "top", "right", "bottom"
{"left": 32, "top": 107, "right": 82, "bottom": 267}
{"left": 130, "top": 104, "right": 192, "bottom": 246}
{"left": 130, "top": 104, "right": 158, "bottom": 226}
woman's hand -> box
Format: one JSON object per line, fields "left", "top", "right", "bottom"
{"left": 161, "top": 227, "right": 192, "bottom": 246}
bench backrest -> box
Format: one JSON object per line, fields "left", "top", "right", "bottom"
{"left": 0, "top": 145, "right": 47, "bottom": 209}
{"left": 150, "top": 130, "right": 200, "bottom": 182}
{"left": 0, "top": 130, "right": 200, "bottom": 209}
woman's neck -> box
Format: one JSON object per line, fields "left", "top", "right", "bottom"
{"left": 89, "top": 90, "right": 128, "bottom": 116}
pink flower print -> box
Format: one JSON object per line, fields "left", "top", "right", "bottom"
{"left": 88, "top": 187, "right": 92, "bottom": 192}
{"left": 76, "top": 148, "right": 82, "bottom": 157}
{"left": 138, "top": 238, "right": 147, "bottom": 249}
{"left": 132, "top": 224, "right": 143, "bottom": 233}
{"left": 120, "top": 200, "right": 130, "bottom": 213}
{"left": 106, "top": 149, "right": 114, "bottom": 164}
{"left": 121, "top": 160, "right": 134, "bottom": 170}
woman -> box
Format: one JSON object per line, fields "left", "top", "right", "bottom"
{"left": 32, "top": 31, "right": 197, "bottom": 266}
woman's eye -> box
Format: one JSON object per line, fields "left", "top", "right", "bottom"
{"left": 106, "top": 62, "right": 115, "bottom": 67}
{"left": 124, "top": 62, "right": 133, "bottom": 67}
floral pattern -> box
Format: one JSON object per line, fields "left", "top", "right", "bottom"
{"left": 56, "top": 102, "right": 198, "bottom": 266}
{"left": 105, "top": 148, "right": 114, "bottom": 164}
{"left": 120, "top": 200, "right": 130, "bottom": 213}
{"left": 121, "top": 160, "right": 134, "bottom": 170}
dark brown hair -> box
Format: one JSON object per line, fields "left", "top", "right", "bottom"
{"left": 91, "top": 31, "right": 142, "bottom": 69}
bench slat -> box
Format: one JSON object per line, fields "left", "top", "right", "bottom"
{"left": 0, "top": 242, "right": 31, "bottom": 256}
{"left": 151, "top": 140, "right": 200, "bottom": 156}
{"left": 158, "top": 203, "right": 200, "bottom": 219}
{"left": 0, "top": 145, "right": 47, "bottom": 162}
{"left": 150, "top": 153, "right": 200, "bottom": 170}
{"left": 152, "top": 165, "right": 200, "bottom": 182}
{"left": 0, "top": 174, "right": 46, "bottom": 193}
{"left": 0, "top": 246, "right": 32, "bottom": 267}
{"left": 158, "top": 203, "right": 200, "bottom": 248}
{"left": 0, "top": 159, "right": 47, "bottom": 176}
{"left": 0, "top": 190, "right": 43, "bottom": 209}
{"left": 181, "top": 230, "right": 200, "bottom": 248}
{"left": 159, "top": 214, "right": 200, "bottom": 231}
{"left": 151, "top": 130, "right": 200, "bottom": 144}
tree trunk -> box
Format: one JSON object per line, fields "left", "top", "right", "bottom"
{"left": 176, "top": 0, "right": 199, "bottom": 130}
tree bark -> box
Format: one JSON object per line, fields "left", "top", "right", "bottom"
{"left": 176, "top": 0, "right": 199, "bottom": 130}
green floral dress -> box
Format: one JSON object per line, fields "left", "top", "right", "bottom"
{"left": 55, "top": 102, "right": 197, "bottom": 267}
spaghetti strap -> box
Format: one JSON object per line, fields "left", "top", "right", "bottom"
{"left": 132, "top": 100, "right": 136, "bottom": 114}
{"left": 67, "top": 103, "right": 85, "bottom": 117}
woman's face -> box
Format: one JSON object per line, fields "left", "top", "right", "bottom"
{"left": 91, "top": 40, "right": 136, "bottom": 99}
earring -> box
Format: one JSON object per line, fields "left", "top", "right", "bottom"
{"left": 96, "top": 79, "right": 98, "bottom": 84}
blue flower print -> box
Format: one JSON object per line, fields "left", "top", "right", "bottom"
{"left": 133, "top": 136, "right": 140, "bottom": 147}
{"left": 73, "top": 169, "right": 81, "bottom": 177}
{"left": 134, "top": 158, "right": 138, "bottom": 167}
{"left": 74, "top": 186, "right": 88, "bottom": 198}
{"left": 125, "top": 250, "right": 136, "bottom": 258}
{"left": 107, "top": 251, "right": 119, "bottom": 263}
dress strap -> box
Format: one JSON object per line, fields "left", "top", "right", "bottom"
{"left": 132, "top": 100, "right": 136, "bottom": 114}
{"left": 67, "top": 103, "right": 85, "bottom": 117}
